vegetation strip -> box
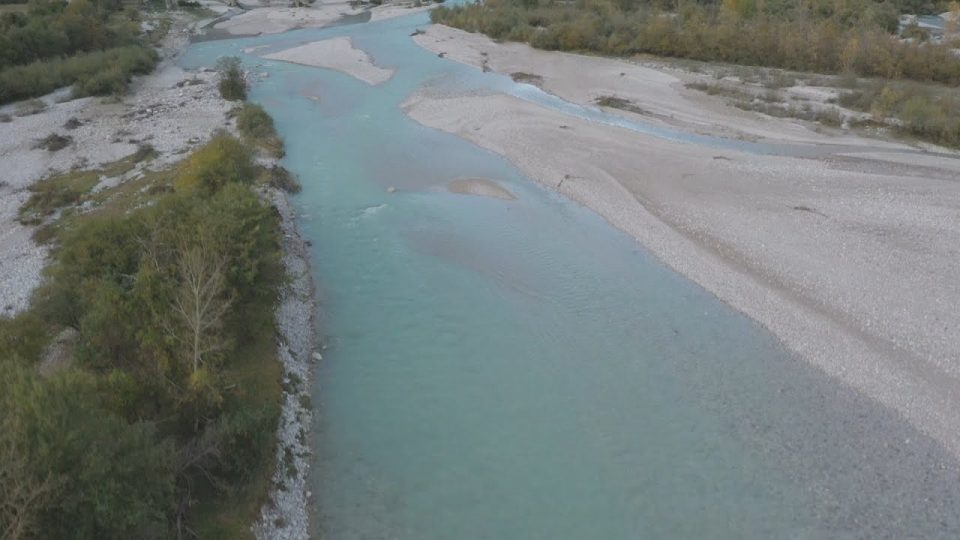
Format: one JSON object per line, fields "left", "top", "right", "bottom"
{"left": 1, "top": 45, "right": 311, "bottom": 537}
{"left": 0, "top": 0, "right": 160, "bottom": 104}
{"left": 432, "top": 0, "right": 960, "bottom": 148}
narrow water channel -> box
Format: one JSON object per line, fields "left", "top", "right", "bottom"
{"left": 180, "top": 10, "right": 960, "bottom": 539}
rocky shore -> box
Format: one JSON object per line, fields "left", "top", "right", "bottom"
{"left": 253, "top": 190, "right": 317, "bottom": 540}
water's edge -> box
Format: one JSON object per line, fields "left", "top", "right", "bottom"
{"left": 255, "top": 189, "right": 318, "bottom": 539}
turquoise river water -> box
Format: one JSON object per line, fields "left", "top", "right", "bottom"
{"left": 181, "top": 10, "right": 960, "bottom": 539}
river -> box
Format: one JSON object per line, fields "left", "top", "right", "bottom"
{"left": 180, "top": 9, "right": 960, "bottom": 539}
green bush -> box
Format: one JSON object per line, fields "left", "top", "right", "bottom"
{"left": 237, "top": 102, "right": 284, "bottom": 158}
{"left": 73, "top": 64, "right": 128, "bottom": 96}
{"left": 217, "top": 56, "right": 247, "bottom": 101}
{"left": 0, "top": 0, "right": 141, "bottom": 71}
{"left": 0, "top": 365, "right": 175, "bottom": 539}
{"left": 175, "top": 132, "right": 256, "bottom": 194}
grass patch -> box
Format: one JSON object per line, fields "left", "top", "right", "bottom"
{"left": 19, "top": 170, "right": 102, "bottom": 225}
{"left": 0, "top": 3, "right": 28, "bottom": 13}
{"left": 839, "top": 81, "right": 960, "bottom": 148}
{"left": 685, "top": 81, "right": 754, "bottom": 100}
{"left": 733, "top": 100, "right": 844, "bottom": 127}
{"left": 19, "top": 145, "right": 157, "bottom": 227}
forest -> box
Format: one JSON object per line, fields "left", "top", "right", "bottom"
{"left": 0, "top": 0, "right": 157, "bottom": 104}
{"left": 433, "top": 0, "right": 959, "bottom": 82}
{"left": 0, "top": 125, "right": 293, "bottom": 538}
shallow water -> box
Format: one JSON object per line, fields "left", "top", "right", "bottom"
{"left": 180, "top": 11, "right": 960, "bottom": 539}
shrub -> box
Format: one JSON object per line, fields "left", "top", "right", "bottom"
{"left": 34, "top": 133, "right": 73, "bottom": 151}
{"left": 216, "top": 56, "right": 247, "bottom": 101}
{"left": 264, "top": 165, "right": 301, "bottom": 193}
{"left": 237, "top": 102, "right": 284, "bottom": 157}
{"left": 0, "top": 365, "right": 175, "bottom": 539}
{"left": 73, "top": 64, "right": 128, "bottom": 96}
{"left": 175, "top": 132, "right": 256, "bottom": 194}
{"left": 898, "top": 95, "right": 948, "bottom": 139}
{"left": 0, "top": 45, "right": 157, "bottom": 105}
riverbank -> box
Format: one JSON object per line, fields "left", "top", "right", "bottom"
{"left": 254, "top": 190, "right": 317, "bottom": 540}
{"left": 0, "top": 5, "right": 321, "bottom": 538}
{"left": 409, "top": 24, "right": 960, "bottom": 458}
{"left": 0, "top": 9, "right": 229, "bottom": 315}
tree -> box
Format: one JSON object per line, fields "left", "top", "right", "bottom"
{"left": 173, "top": 234, "right": 232, "bottom": 380}
{"left": 0, "top": 436, "right": 60, "bottom": 540}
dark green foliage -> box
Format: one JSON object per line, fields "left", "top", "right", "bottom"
{"left": 0, "top": 311, "right": 52, "bottom": 365}
{"left": 0, "top": 0, "right": 155, "bottom": 103}
{"left": 432, "top": 0, "right": 960, "bottom": 85}
{"left": 217, "top": 56, "right": 247, "bottom": 101}
{"left": 3, "top": 134, "right": 286, "bottom": 537}
{"left": 0, "top": 365, "right": 175, "bottom": 539}
{"left": 194, "top": 404, "right": 281, "bottom": 486}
